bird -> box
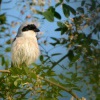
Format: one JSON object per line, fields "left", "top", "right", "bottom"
{"left": 11, "top": 22, "right": 40, "bottom": 67}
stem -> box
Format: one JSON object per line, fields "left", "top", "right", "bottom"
{"left": 6, "top": 14, "right": 23, "bottom": 22}
{"left": 0, "top": 70, "right": 10, "bottom": 73}
{"left": 41, "top": 77, "right": 80, "bottom": 100}
{"left": 49, "top": 53, "right": 68, "bottom": 70}
{"left": 2, "top": 0, "right": 12, "bottom": 3}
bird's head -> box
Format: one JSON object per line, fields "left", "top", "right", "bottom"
{"left": 17, "top": 22, "right": 40, "bottom": 37}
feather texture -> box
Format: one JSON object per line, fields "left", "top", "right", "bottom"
{"left": 11, "top": 31, "right": 40, "bottom": 67}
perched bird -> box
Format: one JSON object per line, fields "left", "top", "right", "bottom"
{"left": 11, "top": 22, "right": 40, "bottom": 67}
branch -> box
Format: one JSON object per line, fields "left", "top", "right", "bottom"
{"left": 6, "top": 14, "right": 23, "bottom": 22}
{"left": 0, "top": 70, "right": 80, "bottom": 100}
{"left": 49, "top": 53, "right": 68, "bottom": 70}
{"left": 40, "top": 77, "right": 80, "bottom": 100}
{"left": 0, "top": 70, "right": 10, "bottom": 73}
{"left": 2, "top": 0, "right": 12, "bottom": 3}
{"left": 2, "top": 8, "right": 14, "bottom": 10}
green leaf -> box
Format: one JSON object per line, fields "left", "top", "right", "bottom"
{"left": 51, "top": 37, "right": 59, "bottom": 43}
{"left": 50, "top": 43, "right": 57, "bottom": 46}
{"left": 40, "top": 55, "right": 44, "bottom": 62}
{"left": 10, "top": 67, "right": 21, "bottom": 74}
{"left": 77, "top": 7, "right": 84, "bottom": 14}
{"left": 14, "top": 78, "right": 21, "bottom": 86}
{"left": 81, "top": 0, "right": 85, "bottom": 6}
{"left": 30, "top": 72, "right": 37, "bottom": 79}
{"left": 68, "top": 5, "right": 76, "bottom": 15}
{"left": 0, "top": 44, "right": 2, "bottom": 47}
{"left": 90, "top": 0, "right": 96, "bottom": 11}
{"left": 51, "top": 53, "right": 61, "bottom": 56}
{"left": 36, "top": 10, "right": 43, "bottom": 15}
{"left": 48, "top": 6, "right": 55, "bottom": 12}
{"left": 43, "top": 6, "right": 55, "bottom": 22}
{"left": 5, "top": 60, "right": 9, "bottom": 67}
{"left": 6, "top": 39, "right": 11, "bottom": 44}
{"left": 92, "top": 39, "right": 98, "bottom": 46}
{"left": 56, "top": 21, "right": 68, "bottom": 34}
{"left": 43, "top": 10, "right": 54, "bottom": 22}
{"left": 5, "top": 47, "right": 11, "bottom": 52}
{"left": 62, "top": 4, "right": 70, "bottom": 17}
{"left": 71, "top": 73, "right": 77, "bottom": 79}
{"left": 96, "top": 94, "right": 100, "bottom": 100}
{"left": 72, "top": 54, "right": 80, "bottom": 62}
{"left": 47, "top": 70, "right": 55, "bottom": 76}
{"left": 57, "top": 22, "right": 65, "bottom": 27}
{"left": 59, "top": 74, "right": 64, "bottom": 79}
{"left": 61, "top": 27, "right": 67, "bottom": 35}
{"left": 1, "top": 56, "right": 5, "bottom": 65}
{"left": 11, "top": 76, "right": 18, "bottom": 78}
{"left": 55, "top": 0, "right": 63, "bottom": 7}
{"left": 22, "top": 66, "right": 29, "bottom": 75}
{"left": 54, "top": 11, "right": 61, "bottom": 19}
{"left": 0, "top": 14, "right": 6, "bottom": 24}
{"left": 55, "top": 2, "right": 62, "bottom": 7}
{"left": 62, "top": 4, "right": 76, "bottom": 17}
{"left": 59, "top": 0, "right": 63, "bottom": 2}
{"left": 0, "top": 93, "right": 5, "bottom": 98}
{"left": 14, "top": 80, "right": 18, "bottom": 86}
{"left": 55, "top": 28, "right": 62, "bottom": 31}
{"left": 0, "top": 26, "right": 6, "bottom": 32}
{"left": 67, "top": 50, "right": 74, "bottom": 61}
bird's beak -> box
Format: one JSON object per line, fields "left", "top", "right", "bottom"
{"left": 34, "top": 28, "right": 40, "bottom": 32}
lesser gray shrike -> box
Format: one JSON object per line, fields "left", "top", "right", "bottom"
{"left": 11, "top": 22, "right": 40, "bottom": 67}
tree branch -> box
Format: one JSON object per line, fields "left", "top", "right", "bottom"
{"left": 40, "top": 77, "right": 80, "bottom": 100}
{"left": 0, "top": 70, "right": 10, "bottom": 73}
{"left": 0, "top": 70, "right": 80, "bottom": 100}
{"left": 6, "top": 14, "right": 23, "bottom": 21}
{"left": 49, "top": 53, "right": 68, "bottom": 70}
{"left": 2, "top": 0, "right": 12, "bottom": 3}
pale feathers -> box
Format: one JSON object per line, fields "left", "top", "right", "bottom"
{"left": 11, "top": 30, "right": 40, "bottom": 67}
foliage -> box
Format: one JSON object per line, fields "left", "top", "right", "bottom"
{"left": 0, "top": 0, "right": 100, "bottom": 100}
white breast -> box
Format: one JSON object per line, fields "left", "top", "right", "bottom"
{"left": 11, "top": 36, "right": 40, "bottom": 67}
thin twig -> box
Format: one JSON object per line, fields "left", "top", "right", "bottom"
{"left": 0, "top": 70, "right": 10, "bottom": 73}
{"left": 41, "top": 77, "right": 80, "bottom": 100}
{"left": 2, "top": 0, "right": 12, "bottom": 3}
{"left": 49, "top": 53, "right": 68, "bottom": 70}
{"left": 6, "top": 14, "right": 23, "bottom": 22}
